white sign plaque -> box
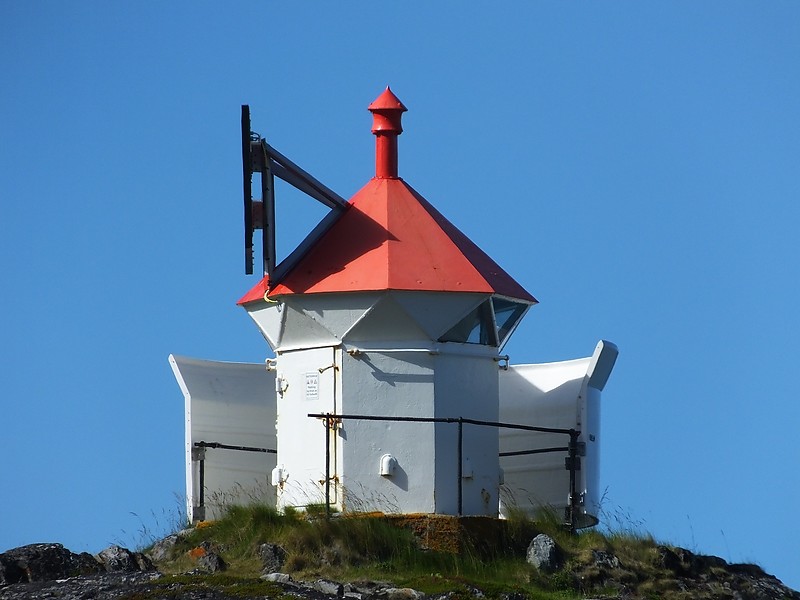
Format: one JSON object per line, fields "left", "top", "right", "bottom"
{"left": 305, "top": 372, "right": 319, "bottom": 402}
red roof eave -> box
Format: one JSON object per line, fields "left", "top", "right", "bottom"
{"left": 237, "top": 276, "right": 270, "bottom": 306}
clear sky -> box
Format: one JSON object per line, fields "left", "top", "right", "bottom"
{"left": 2, "top": 1, "right": 799, "bottom": 590}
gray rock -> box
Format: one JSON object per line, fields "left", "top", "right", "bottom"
{"left": 526, "top": 534, "right": 560, "bottom": 572}
{"left": 312, "top": 578, "right": 344, "bottom": 597}
{"left": 95, "top": 545, "right": 153, "bottom": 573}
{"left": 433, "top": 586, "right": 481, "bottom": 600}
{"left": 0, "top": 544, "right": 102, "bottom": 584}
{"left": 377, "top": 588, "right": 426, "bottom": 600}
{"left": 197, "top": 551, "right": 227, "bottom": 573}
{"left": 591, "top": 549, "right": 620, "bottom": 569}
{"left": 656, "top": 545, "right": 683, "bottom": 573}
{"left": 146, "top": 533, "right": 179, "bottom": 562}
{"left": 0, "top": 572, "right": 160, "bottom": 600}
{"left": 348, "top": 580, "right": 391, "bottom": 594}
{"left": 258, "top": 542, "right": 286, "bottom": 573}
{"left": 261, "top": 572, "right": 293, "bottom": 584}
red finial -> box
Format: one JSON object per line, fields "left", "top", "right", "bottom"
{"left": 368, "top": 87, "right": 407, "bottom": 179}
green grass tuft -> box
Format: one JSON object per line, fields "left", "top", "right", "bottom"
{"left": 151, "top": 501, "right": 755, "bottom": 600}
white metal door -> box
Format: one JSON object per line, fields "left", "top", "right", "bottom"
{"left": 275, "top": 346, "right": 338, "bottom": 508}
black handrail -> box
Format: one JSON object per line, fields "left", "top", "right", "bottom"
{"left": 194, "top": 441, "right": 277, "bottom": 454}
{"left": 307, "top": 412, "right": 581, "bottom": 531}
{"left": 192, "top": 441, "right": 277, "bottom": 518}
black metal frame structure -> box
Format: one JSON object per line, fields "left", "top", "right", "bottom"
{"left": 242, "top": 105, "right": 348, "bottom": 277}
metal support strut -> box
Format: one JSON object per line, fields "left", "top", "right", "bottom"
{"left": 565, "top": 429, "right": 581, "bottom": 533}
{"left": 324, "top": 414, "right": 331, "bottom": 520}
{"left": 198, "top": 449, "right": 205, "bottom": 521}
{"left": 457, "top": 418, "right": 463, "bottom": 516}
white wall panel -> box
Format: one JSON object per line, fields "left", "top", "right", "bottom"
{"left": 169, "top": 355, "right": 277, "bottom": 521}
{"left": 245, "top": 303, "right": 285, "bottom": 349}
{"left": 390, "top": 291, "right": 487, "bottom": 340}
{"left": 344, "top": 295, "right": 429, "bottom": 342}
{"left": 294, "top": 292, "right": 381, "bottom": 339}
{"left": 433, "top": 348, "right": 500, "bottom": 516}
{"left": 278, "top": 304, "right": 339, "bottom": 350}
{"left": 340, "top": 349, "right": 437, "bottom": 513}
{"left": 498, "top": 340, "right": 617, "bottom": 527}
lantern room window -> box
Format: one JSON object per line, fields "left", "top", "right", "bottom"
{"left": 439, "top": 302, "right": 494, "bottom": 345}
{"left": 439, "top": 296, "right": 528, "bottom": 348}
{"left": 492, "top": 297, "right": 528, "bottom": 347}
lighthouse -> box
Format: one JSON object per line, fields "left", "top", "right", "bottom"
{"left": 238, "top": 88, "right": 535, "bottom": 516}
{"left": 170, "top": 88, "right": 617, "bottom": 526}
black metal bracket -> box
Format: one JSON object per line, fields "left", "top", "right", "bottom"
{"left": 242, "top": 105, "right": 348, "bottom": 277}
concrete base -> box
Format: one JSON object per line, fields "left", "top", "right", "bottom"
{"left": 382, "top": 514, "right": 536, "bottom": 555}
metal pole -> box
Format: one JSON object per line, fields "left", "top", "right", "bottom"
{"left": 325, "top": 414, "right": 331, "bottom": 520}
{"left": 195, "top": 441, "right": 276, "bottom": 454}
{"left": 198, "top": 456, "right": 205, "bottom": 517}
{"left": 567, "top": 429, "right": 578, "bottom": 534}
{"left": 307, "top": 412, "right": 574, "bottom": 436}
{"left": 457, "top": 417, "right": 463, "bottom": 517}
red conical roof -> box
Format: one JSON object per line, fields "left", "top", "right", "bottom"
{"left": 239, "top": 177, "right": 536, "bottom": 303}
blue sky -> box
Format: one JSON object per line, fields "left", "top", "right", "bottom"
{"left": 2, "top": 1, "right": 799, "bottom": 589}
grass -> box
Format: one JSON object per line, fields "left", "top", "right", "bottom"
{"left": 118, "top": 574, "right": 287, "bottom": 600}
{"left": 153, "top": 503, "right": 578, "bottom": 597}
{"left": 147, "top": 501, "right": 758, "bottom": 600}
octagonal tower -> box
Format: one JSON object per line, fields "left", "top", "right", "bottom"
{"left": 238, "top": 88, "right": 536, "bottom": 515}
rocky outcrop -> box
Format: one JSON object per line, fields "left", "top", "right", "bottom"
{"left": 146, "top": 532, "right": 179, "bottom": 562}
{"left": 0, "top": 544, "right": 102, "bottom": 585}
{"left": 0, "top": 572, "right": 159, "bottom": 600}
{"left": 564, "top": 544, "right": 800, "bottom": 600}
{"left": 1, "top": 539, "right": 798, "bottom": 600}
{"left": 0, "top": 543, "right": 153, "bottom": 586}
{"left": 96, "top": 545, "right": 154, "bottom": 573}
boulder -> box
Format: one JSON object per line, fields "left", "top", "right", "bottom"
{"left": 376, "top": 588, "right": 426, "bottom": 600}
{"left": 258, "top": 542, "right": 286, "bottom": 574}
{"left": 591, "top": 549, "right": 620, "bottom": 569}
{"left": 197, "top": 552, "right": 227, "bottom": 573}
{"left": 146, "top": 533, "right": 179, "bottom": 562}
{"left": 526, "top": 534, "right": 561, "bottom": 572}
{"left": 0, "top": 543, "right": 102, "bottom": 584}
{"left": 261, "top": 572, "right": 293, "bottom": 584}
{"left": 312, "top": 578, "right": 344, "bottom": 597}
{"left": 96, "top": 545, "right": 154, "bottom": 573}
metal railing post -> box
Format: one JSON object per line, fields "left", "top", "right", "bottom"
{"left": 325, "top": 413, "right": 331, "bottom": 520}
{"left": 191, "top": 444, "right": 207, "bottom": 522}
{"left": 457, "top": 417, "right": 463, "bottom": 516}
{"left": 199, "top": 455, "right": 205, "bottom": 516}
{"left": 566, "top": 429, "right": 579, "bottom": 534}
{"left": 191, "top": 441, "right": 276, "bottom": 523}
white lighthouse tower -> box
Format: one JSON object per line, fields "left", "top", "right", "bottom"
{"left": 237, "top": 88, "right": 536, "bottom": 516}
{"left": 170, "top": 88, "right": 617, "bottom": 526}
